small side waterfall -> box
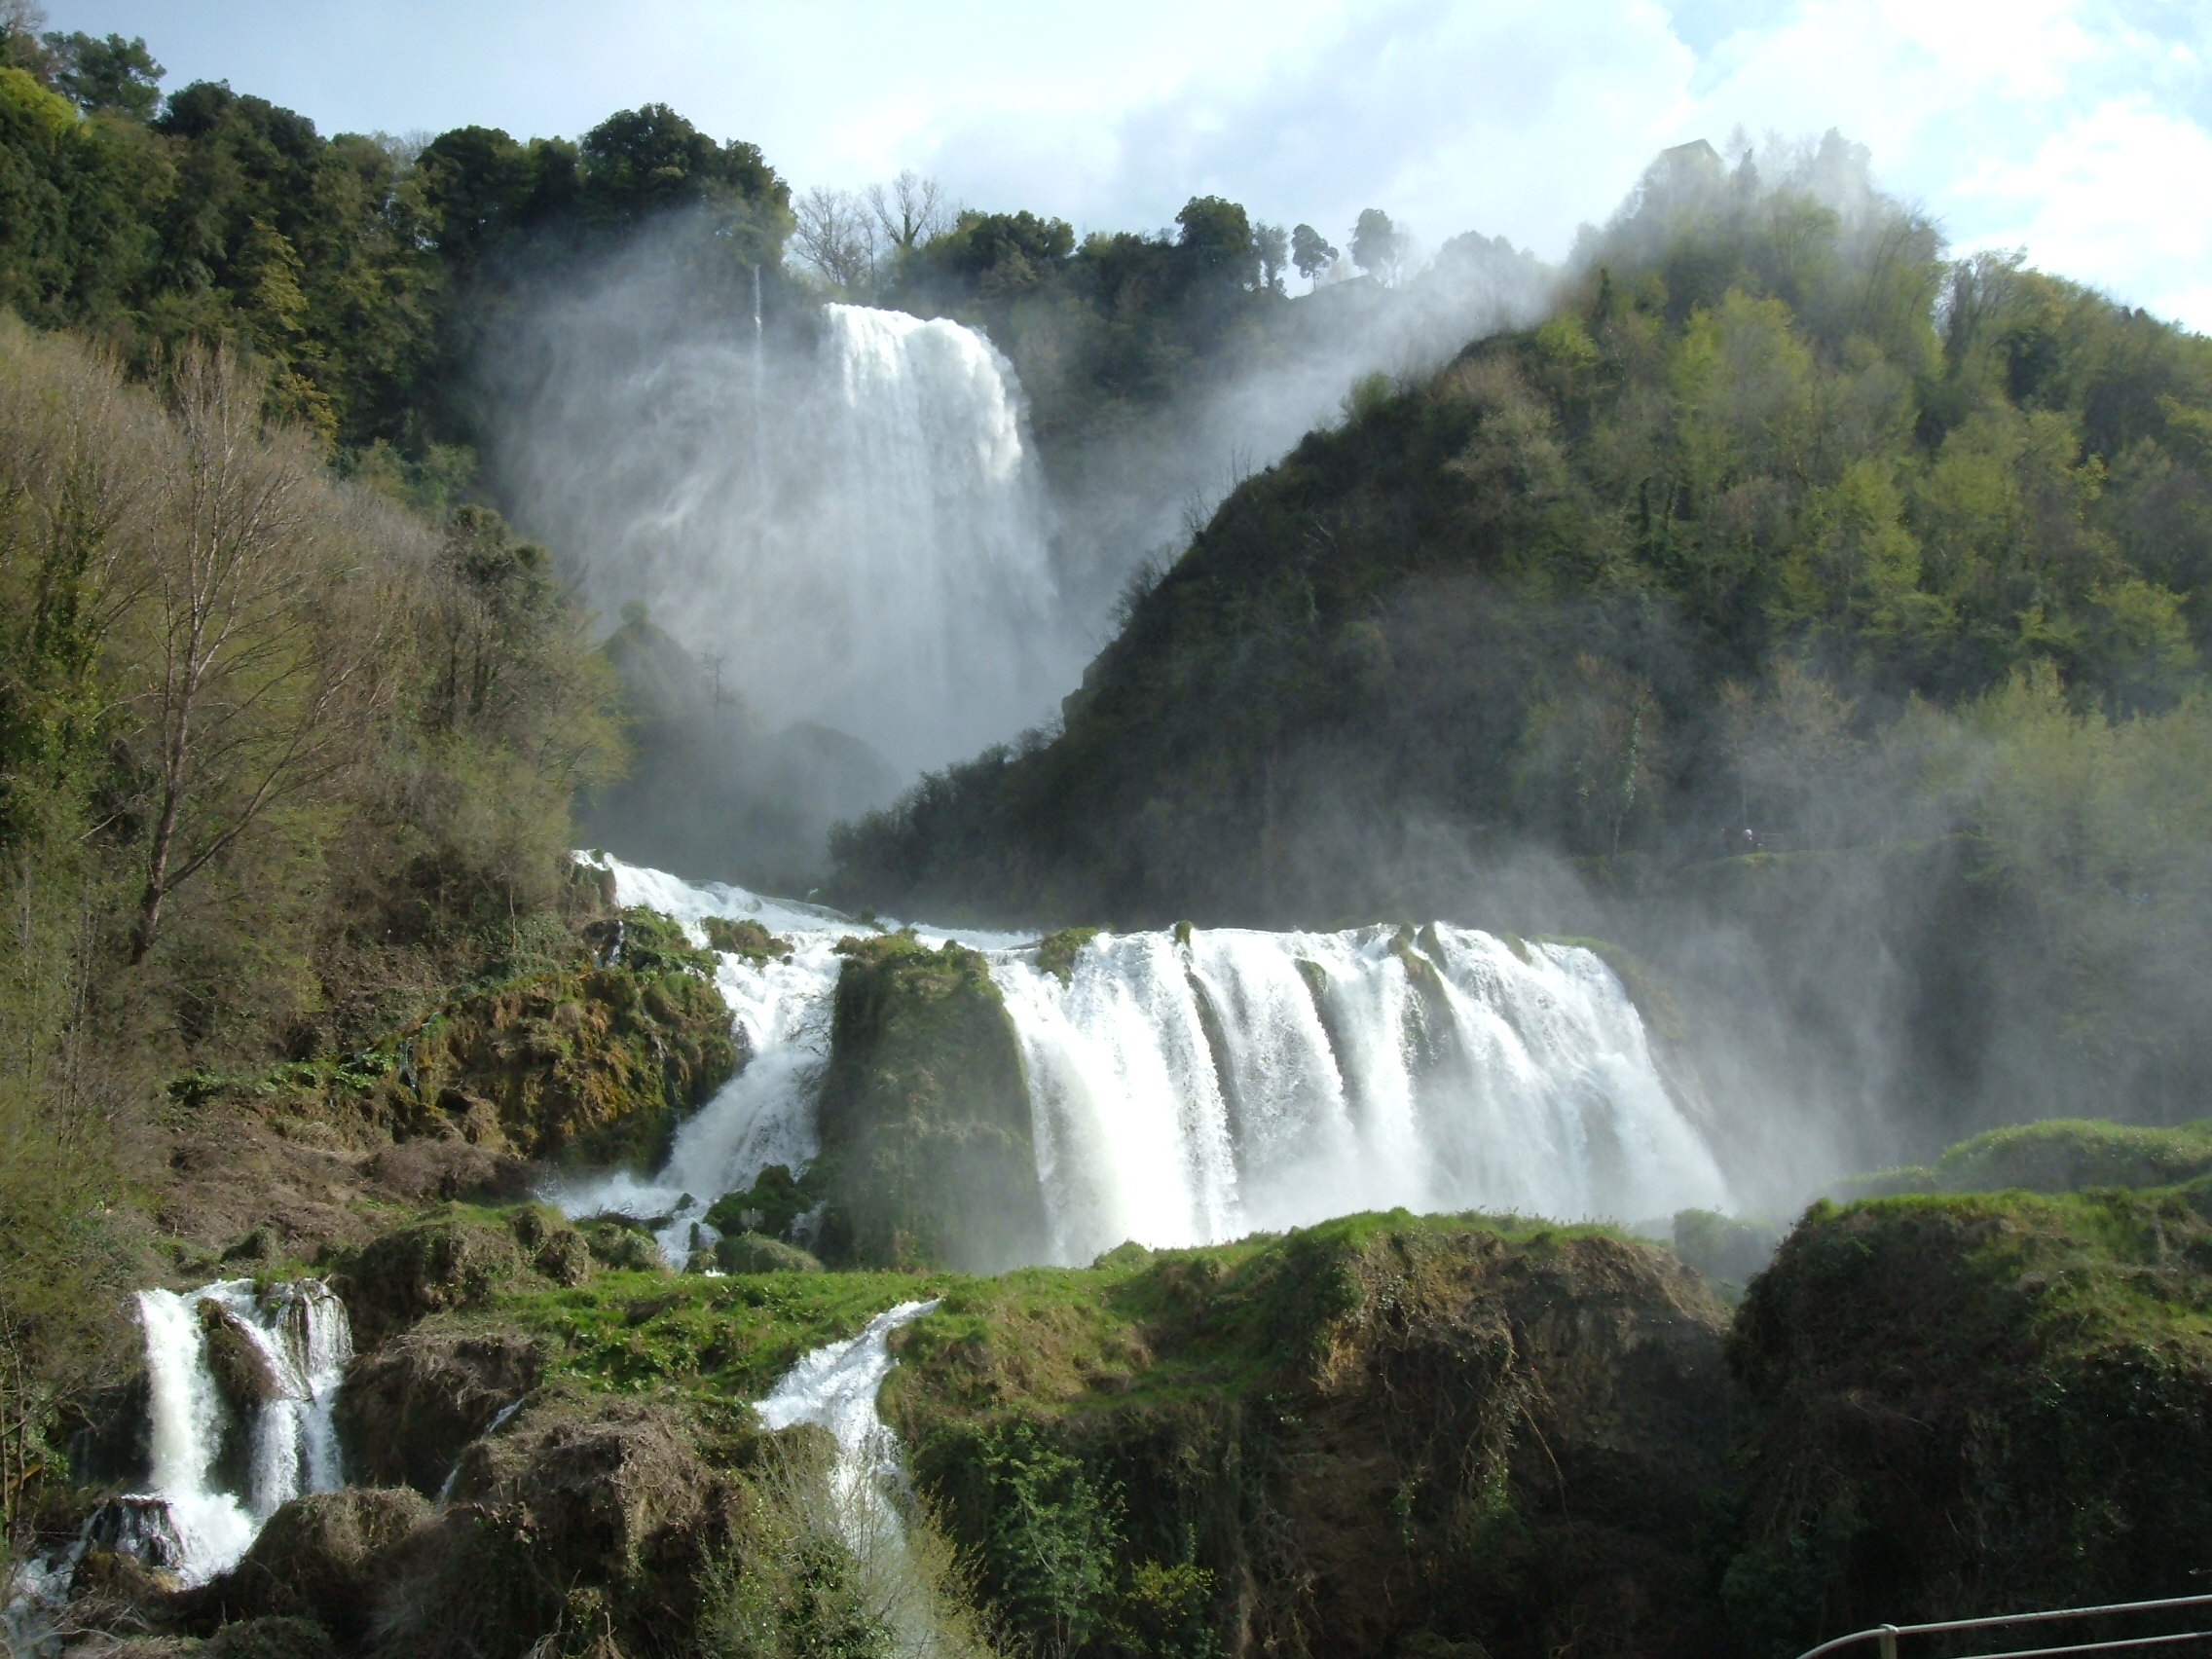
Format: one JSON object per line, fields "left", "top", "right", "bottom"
{"left": 756, "top": 1302, "right": 940, "bottom": 1588}
{"left": 115, "top": 1279, "right": 352, "bottom": 1585}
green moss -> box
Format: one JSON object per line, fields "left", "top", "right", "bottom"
{"left": 711, "top": 1234, "right": 824, "bottom": 1274}
{"left": 1032, "top": 926, "right": 1101, "bottom": 984}
{"left": 813, "top": 936, "right": 1048, "bottom": 1272}
{"left": 1727, "top": 1182, "right": 2212, "bottom": 1647}
{"left": 702, "top": 1163, "right": 822, "bottom": 1242}
{"left": 486, "top": 1267, "right": 951, "bottom": 1407}
{"left": 383, "top": 956, "right": 738, "bottom": 1168}
{"left": 1838, "top": 1117, "right": 2212, "bottom": 1199}
{"left": 701, "top": 915, "right": 792, "bottom": 962}
{"left": 583, "top": 904, "right": 719, "bottom": 978}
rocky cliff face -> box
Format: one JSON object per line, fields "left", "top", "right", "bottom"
{"left": 1726, "top": 1181, "right": 2212, "bottom": 1653}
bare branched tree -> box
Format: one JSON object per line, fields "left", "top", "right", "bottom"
{"left": 866, "top": 170, "right": 951, "bottom": 253}
{"left": 124, "top": 347, "right": 394, "bottom": 962}
{"left": 791, "top": 185, "right": 880, "bottom": 295}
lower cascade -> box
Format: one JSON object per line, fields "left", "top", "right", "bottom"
{"left": 756, "top": 1302, "right": 942, "bottom": 1648}
{"left": 561, "top": 856, "right": 1733, "bottom": 1260}
{"left": 112, "top": 1279, "right": 353, "bottom": 1585}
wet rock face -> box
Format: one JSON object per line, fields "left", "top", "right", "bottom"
{"left": 334, "top": 1328, "right": 544, "bottom": 1495}
{"left": 814, "top": 932, "right": 1049, "bottom": 1272}
{"left": 200, "top": 1302, "right": 281, "bottom": 1410}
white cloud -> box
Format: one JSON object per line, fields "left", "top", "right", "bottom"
{"left": 1954, "top": 93, "right": 2212, "bottom": 324}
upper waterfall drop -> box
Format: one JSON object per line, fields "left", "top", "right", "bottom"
{"left": 498, "top": 294, "right": 1067, "bottom": 779}
{"left": 803, "top": 304, "right": 1061, "bottom": 769}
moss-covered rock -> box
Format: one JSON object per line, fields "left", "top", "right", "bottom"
{"left": 701, "top": 1163, "right": 820, "bottom": 1243}
{"left": 1725, "top": 1185, "right": 2212, "bottom": 1652}
{"left": 333, "top": 1211, "right": 532, "bottom": 1349}
{"left": 887, "top": 1211, "right": 1734, "bottom": 1659}
{"left": 184, "top": 1490, "right": 433, "bottom": 1643}
{"left": 813, "top": 932, "right": 1048, "bottom": 1272}
{"left": 576, "top": 1215, "right": 665, "bottom": 1273}
{"left": 709, "top": 1233, "right": 823, "bottom": 1274}
{"left": 700, "top": 915, "right": 792, "bottom": 962}
{"left": 1033, "top": 926, "right": 1100, "bottom": 984}
{"left": 368, "top": 1392, "right": 747, "bottom": 1659}
{"left": 382, "top": 958, "right": 736, "bottom": 1168}
{"left": 199, "top": 1302, "right": 280, "bottom": 1411}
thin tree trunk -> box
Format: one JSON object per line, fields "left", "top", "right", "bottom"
{"left": 129, "top": 782, "right": 181, "bottom": 964}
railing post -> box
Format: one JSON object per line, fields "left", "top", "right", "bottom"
{"left": 1877, "top": 1626, "right": 1899, "bottom": 1659}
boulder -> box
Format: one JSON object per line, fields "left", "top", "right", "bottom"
{"left": 184, "top": 1490, "right": 432, "bottom": 1643}
{"left": 335, "top": 1325, "right": 542, "bottom": 1494}
{"left": 333, "top": 1213, "right": 528, "bottom": 1349}
{"left": 369, "top": 1395, "right": 742, "bottom": 1659}
{"left": 199, "top": 1302, "right": 280, "bottom": 1410}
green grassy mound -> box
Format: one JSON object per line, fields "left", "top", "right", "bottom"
{"left": 1840, "top": 1117, "right": 2212, "bottom": 1199}
{"left": 1727, "top": 1182, "right": 2212, "bottom": 1652}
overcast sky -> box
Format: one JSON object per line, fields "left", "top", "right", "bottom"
{"left": 37, "top": 0, "right": 2212, "bottom": 329}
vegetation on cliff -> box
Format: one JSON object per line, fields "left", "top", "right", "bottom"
{"left": 1728, "top": 1182, "right": 2212, "bottom": 1651}
{"left": 812, "top": 932, "right": 1048, "bottom": 1273}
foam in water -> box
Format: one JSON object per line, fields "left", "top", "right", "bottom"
{"left": 560, "top": 858, "right": 1733, "bottom": 1267}
{"left": 126, "top": 1279, "right": 352, "bottom": 1584}
{"left": 997, "top": 925, "right": 1731, "bottom": 1263}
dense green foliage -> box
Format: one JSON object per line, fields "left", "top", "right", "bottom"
{"left": 0, "top": 311, "right": 622, "bottom": 1536}
{"left": 0, "top": 8, "right": 792, "bottom": 470}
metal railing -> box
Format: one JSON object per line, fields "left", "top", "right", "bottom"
{"left": 1795, "top": 1593, "right": 2212, "bottom": 1659}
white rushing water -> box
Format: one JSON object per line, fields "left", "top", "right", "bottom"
{"left": 996, "top": 925, "right": 1731, "bottom": 1264}
{"left": 124, "top": 1279, "right": 352, "bottom": 1585}
{"left": 559, "top": 859, "right": 1733, "bottom": 1266}
{"left": 756, "top": 1301, "right": 940, "bottom": 1578}
{"left": 502, "top": 300, "right": 1064, "bottom": 776}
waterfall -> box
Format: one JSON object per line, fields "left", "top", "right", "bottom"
{"left": 756, "top": 1302, "right": 940, "bottom": 1603}
{"left": 115, "top": 1279, "right": 352, "bottom": 1585}
{"left": 500, "top": 298, "right": 1065, "bottom": 777}
{"left": 995, "top": 925, "right": 1731, "bottom": 1264}
{"left": 559, "top": 859, "right": 1732, "bottom": 1267}
{"left": 555, "top": 856, "right": 1027, "bottom": 1260}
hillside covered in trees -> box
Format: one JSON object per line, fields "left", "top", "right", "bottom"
{"left": 830, "top": 138, "right": 2212, "bottom": 1141}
